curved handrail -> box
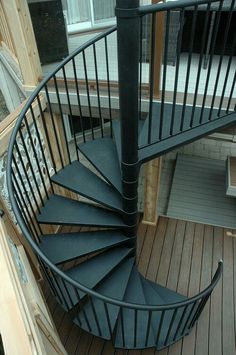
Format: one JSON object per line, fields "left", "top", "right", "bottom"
{"left": 6, "top": 21, "right": 222, "bottom": 312}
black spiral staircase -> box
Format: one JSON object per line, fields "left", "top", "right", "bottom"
{"left": 7, "top": 0, "right": 236, "bottom": 350}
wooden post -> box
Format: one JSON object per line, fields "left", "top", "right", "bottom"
{"left": 142, "top": 0, "right": 165, "bottom": 225}
{"left": 1, "top": 0, "right": 42, "bottom": 87}
{"left": 142, "top": 157, "right": 162, "bottom": 225}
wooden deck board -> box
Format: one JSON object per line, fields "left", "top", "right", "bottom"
{"left": 167, "top": 154, "right": 236, "bottom": 229}
{"left": 42, "top": 217, "right": 236, "bottom": 354}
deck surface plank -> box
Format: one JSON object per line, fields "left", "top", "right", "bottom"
{"left": 41, "top": 217, "right": 235, "bottom": 354}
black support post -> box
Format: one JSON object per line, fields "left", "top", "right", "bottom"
{"left": 116, "top": 0, "right": 140, "bottom": 237}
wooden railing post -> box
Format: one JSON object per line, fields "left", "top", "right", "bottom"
{"left": 1, "top": 0, "right": 42, "bottom": 88}
{"left": 143, "top": 0, "right": 164, "bottom": 225}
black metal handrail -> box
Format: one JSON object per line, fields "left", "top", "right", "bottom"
{"left": 6, "top": 1, "right": 224, "bottom": 348}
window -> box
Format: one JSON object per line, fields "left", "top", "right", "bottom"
{"left": 63, "top": 0, "right": 116, "bottom": 33}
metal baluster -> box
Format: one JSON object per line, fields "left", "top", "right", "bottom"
{"left": 82, "top": 50, "right": 94, "bottom": 140}
{"left": 37, "top": 94, "right": 57, "bottom": 173}
{"left": 90, "top": 297, "right": 102, "bottom": 336}
{"left": 164, "top": 308, "right": 178, "bottom": 346}
{"left": 134, "top": 309, "right": 138, "bottom": 348}
{"left": 189, "top": 294, "right": 210, "bottom": 328}
{"left": 72, "top": 57, "right": 86, "bottom": 142}
{"left": 159, "top": 10, "right": 170, "bottom": 140}
{"left": 190, "top": 0, "right": 211, "bottom": 126}
{"left": 61, "top": 278, "right": 74, "bottom": 311}
{"left": 199, "top": 0, "right": 224, "bottom": 124}
{"left": 148, "top": 12, "right": 156, "bottom": 144}
{"left": 13, "top": 173, "right": 40, "bottom": 242}
{"left": 62, "top": 65, "right": 79, "bottom": 159}
{"left": 173, "top": 304, "right": 188, "bottom": 341}
{"left": 208, "top": 0, "right": 236, "bottom": 121}
{"left": 104, "top": 303, "right": 113, "bottom": 338}
{"left": 120, "top": 308, "right": 125, "bottom": 348}
{"left": 49, "top": 270, "right": 66, "bottom": 306}
{"left": 145, "top": 310, "right": 152, "bottom": 347}
{"left": 218, "top": 32, "right": 236, "bottom": 115}
{"left": 155, "top": 310, "right": 165, "bottom": 346}
{"left": 74, "top": 289, "right": 92, "bottom": 332}
{"left": 12, "top": 154, "right": 43, "bottom": 233}
{"left": 180, "top": 5, "right": 198, "bottom": 131}
{"left": 104, "top": 36, "right": 113, "bottom": 135}
{"left": 44, "top": 85, "right": 64, "bottom": 169}
{"left": 53, "top": 75, "right": 72, "bottom": 163}
{"left": 139, "top": 15, "right": 143, "bottom": 122}
{"left": 30, "top": 102, "right": 54, "bottom": 193}
{"left": 14, "top": 143, "right": 41, "bottom": 213}
{"left": 180, "top": 301, "right": 197, "bottom": 336}
{"left": 18, "top": 129, "right": 44, "bottom": 207}
{"left": 93, "top": 43, "right": 104, "bottom": 138}
{"left": 170, "top": 8, "right": 185, "bottom": 135}
{"left": 23, "top": 115, "right": 49, "bottom": 200}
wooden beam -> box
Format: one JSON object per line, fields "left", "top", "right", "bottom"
{"left": 142, "top": 0, "right": 164, "bottom": 225}
{"left": 142, "top": 157, "right": 162, "bottom": 225}
{"left": 1, "top": 0, "right": 42, "bottom": 87}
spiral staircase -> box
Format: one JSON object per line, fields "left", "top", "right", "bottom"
{"left": 7, "top": 0, "right": 236, "bottom": 350}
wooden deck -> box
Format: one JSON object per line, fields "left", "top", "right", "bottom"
{"left": 42, "top": 217, "right": 236, "bottom": 355}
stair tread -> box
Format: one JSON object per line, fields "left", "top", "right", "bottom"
{"left": 53, "top": 246, "right": 133, "bottom": 311}
{"left": 51, "top": 161, "right": 123, "bottom": 212}
{"left": 140, "top": 276, "right": 165, "bottom": 305}
{"left": 40, "top": 230, "right": 130, "bottom": 265}
{"left": 75, "top": 257, "right": 135, "bottom": 339}
{"left": 115, "top": 267, "right": 155, "bottom": 349}
{"left": 37, "top": 194, "right": 126, "bottom": 228}
{"left": 140, "top": 277, "right": 192, "bottom": 349}
{"left": 148, "top": 279, "right": 187, "bottom": 303}
{"left": 113, "top": 119, "right": 147, "bottom": 164}
{"left": 77, "top": 138, "right": 122, "bottom": 193}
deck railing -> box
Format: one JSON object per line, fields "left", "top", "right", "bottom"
{"left": 137, "top": 0, "right": 236, "bottom": 149}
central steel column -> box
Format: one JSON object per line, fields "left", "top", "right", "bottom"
{"left": 116, "top": 0, "right": 140, "bottom": 237}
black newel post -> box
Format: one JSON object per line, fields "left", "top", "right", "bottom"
{"left": 116, "top": 0, "right": 140, "bottom": 237}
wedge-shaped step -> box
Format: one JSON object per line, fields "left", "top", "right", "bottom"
{"left": 77, "top": 138, "right": 122, "bottom": 193}
{"left": 115, "top": 267, "right": 155, "bottom": 349}
{"left": 52, "top": 246, "right": 133, "bottom": 311}
{"left": 74, "top": 257, "right": 134, "bottom": 339}
{"left": 148, "top": 279, "right": 187, "bottom": 303}
{"left": 37, "top": 194, "right": 126, "bottom": 228}
{"left": 40, "top": 231, "right": 130, "bottom": 265}
{"left": 51, "top": 161, "right": 123, "bottom": 212}
{"left": 141, "top": 278, "right": 192, "bottom": 350}
{"left": 113, "top": 119, "right": 146, "bottom": 164}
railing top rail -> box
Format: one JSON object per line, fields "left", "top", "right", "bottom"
{"left": 137, "top": 0, "right": 221, "bottom": 15}
{"left": 12, "top": 25, "right": 117, "bottom": 128}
